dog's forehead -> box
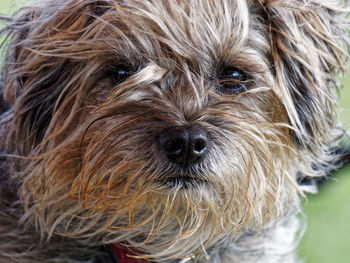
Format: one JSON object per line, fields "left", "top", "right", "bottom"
{"left": 109, "top": 0, "right": 252, "bottom": 67}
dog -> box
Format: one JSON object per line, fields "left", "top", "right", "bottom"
{"left": 0, "top": 0, "right": 349, "bottom": 262}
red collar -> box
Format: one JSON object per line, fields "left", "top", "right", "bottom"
{"left": 109, "top": 244, "right": 148, "bottom": 263}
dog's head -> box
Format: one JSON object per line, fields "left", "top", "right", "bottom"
{"left": 1, "top": 0, "right": 348, "bottom": 260}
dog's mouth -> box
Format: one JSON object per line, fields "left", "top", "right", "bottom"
{"left": 162, "top": 175, "right": 206, "bottom": 189}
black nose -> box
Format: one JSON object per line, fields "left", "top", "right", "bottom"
{"left": 159, "top": 125, "right": 209, "bottom": 167}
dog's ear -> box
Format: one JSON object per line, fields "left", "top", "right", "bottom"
{"left": 1, "top": 1, "right": 112, "bottom": 155}
{"left": 260, "top": 0, "right": 349, "bottom": 150}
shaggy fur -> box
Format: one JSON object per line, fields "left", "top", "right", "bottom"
{"left": 0, "top": 0, "right": 348, "bottom": 262}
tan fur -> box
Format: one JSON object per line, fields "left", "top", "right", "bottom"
{"left": 0, "top": 0, "right": 348, "bottom": 262}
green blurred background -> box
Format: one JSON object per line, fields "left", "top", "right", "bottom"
{"left": 1, "top": 1, "right": 349, "bottom": 262}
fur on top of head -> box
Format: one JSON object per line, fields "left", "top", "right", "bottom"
{"left": 0, "top": 0, "right": 349, "bottom": 261}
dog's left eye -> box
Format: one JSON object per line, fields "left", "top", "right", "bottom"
{"left": 217, "top": 68, "right": 249, "bottom": 94}
{"left": 111, "top": 66, "right": 133, "bottom": 84}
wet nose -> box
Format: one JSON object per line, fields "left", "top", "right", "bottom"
{"left": 159, "top": 125, "right": 208, "bottom": 167}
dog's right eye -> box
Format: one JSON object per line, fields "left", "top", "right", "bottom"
{"left": 111, "top": 66, "right": 132, "bottom": 84}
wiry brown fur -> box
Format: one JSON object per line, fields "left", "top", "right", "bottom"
{"left": 0, "top": 0, "right": 348, "bottom": 262}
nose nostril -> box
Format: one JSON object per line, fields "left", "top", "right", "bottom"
{"left": 163, "top": 138, "right": 184, "bottom": 155}
{"left": 193, "top": 138, "right": 207, "bottom": 154}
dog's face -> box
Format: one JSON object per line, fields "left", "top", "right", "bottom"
{"left": 1, "top": 0, "right": 348, "bottom": 260}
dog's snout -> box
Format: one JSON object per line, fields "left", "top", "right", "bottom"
{"left": 159, "top": 126, "right": 208, "bottom": 167}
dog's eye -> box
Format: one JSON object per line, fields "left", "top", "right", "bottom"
{"left": 111, "top": 66, "right": 132, "bottom": 84}
{"left": 217, "top": 68, "right": 249, "bottom": 94}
